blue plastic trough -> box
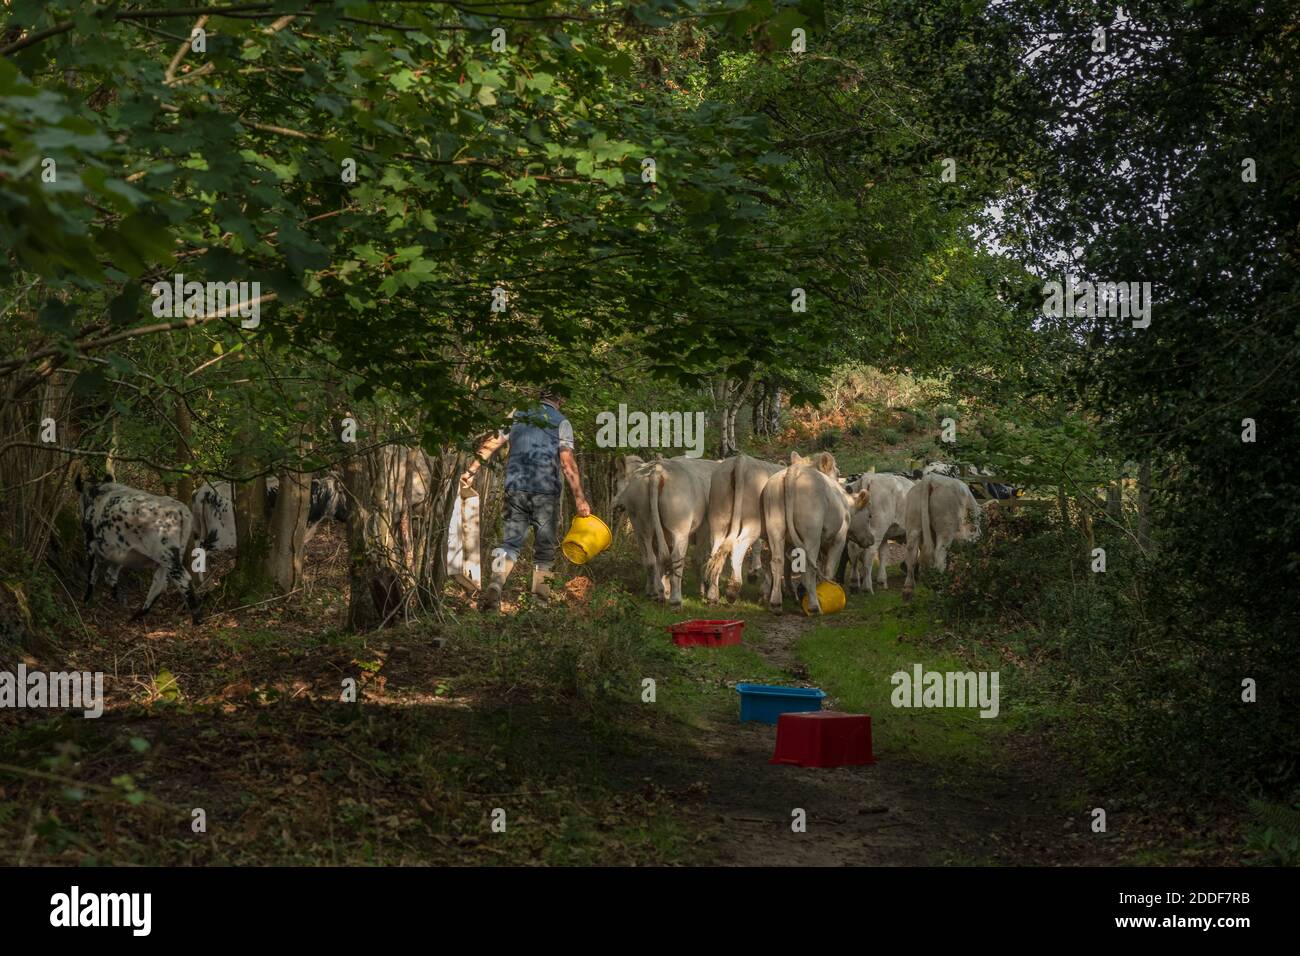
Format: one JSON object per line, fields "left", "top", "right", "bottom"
{"left": 735, "top": 683, "right": 827, "bottom": 724}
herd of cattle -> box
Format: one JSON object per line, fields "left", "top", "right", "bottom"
{"left": 70, "top": 446, "right": 1016, "bottom": 625}
{"left": 612, "top": 453, "right": 1015, "bottom": 614}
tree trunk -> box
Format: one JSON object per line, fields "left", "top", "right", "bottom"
{"left": 230, "top": 411, "right": 272, "bottom": 597}
{"left": 265, "top": 466, "right": 309, "bottom": 593}
{"left": 336, "top": 413, "right": 383, "bottom": 631}
{"left": 766, "top": 385, "right": 782, "bottom": 435}
{"left": 272, "top": 403, "right": 314, "bottom": 585}
{"left": 712, "top": 378, "right": 751, "bottom": 457}
{"left": 417, "top": 450, "right": 464, "bottom": 602}
{"left": 1077, "top": 492, "right": 1095, "bottom": 563}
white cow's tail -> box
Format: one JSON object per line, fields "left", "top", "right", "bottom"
{"left": 649, "top": 463, "right": 669, "bottom": 564}
{"left": 703, "top": 538, "right": 732, "bottom": 585}
{"left": 784, "top": 463, "right": 804, "bottom": 560}
{"left": 920, "top": 477, "right": 935, "bottom": 565}
{"left": 705, "top": 456, "right": 745, "bottom": 584}
{"left": 726, "top": 455, "right": 746, "bottom": 543}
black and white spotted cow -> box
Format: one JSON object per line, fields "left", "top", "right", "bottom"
{"left": 76, "top": 474, "right": 202, "bottom": 623}
{"left": 307, "top": 474, "right": 349, "bottom": 526}
{"left": 191, "top": 476, "right": 279, "bottom": 554}
{"left": 264, "top": 474, "right": 348, "bottom": 527}
{"left": 193, "top": 474, "right": 346, "bottom": 556}
{"left": 192, "top": 480, "right": 236, "bottom": 554}
{"left": 914, "top": 462, "right": 1020, "bottom": 500}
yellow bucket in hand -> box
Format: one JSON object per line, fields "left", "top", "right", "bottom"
{"left": 561, "top": 514, "right": 612, "bottom": 565}
{"left": 801, "top": 581, "right": 847, "bottom": 616}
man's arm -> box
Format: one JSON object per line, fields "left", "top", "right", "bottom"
{"left": 460, "top": 431, "right": 508, "bottom": 488}
{"left": 559, "top": 446, "right": 591, "bottom": 517}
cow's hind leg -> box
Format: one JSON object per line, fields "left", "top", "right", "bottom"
{"left": 902, "top": 531, "right": 921, "bottom": 601}
{"left": 765, "top": 531, "right": 785, "bottom": 613}
{"left": 105, "top": 564, "right": 126, "bottom": 605}
{"left": 725, "top": 533, "right": 753, "bottom": 603}
{"left": 666, "top": 532, "right": 688, "bottom": 607}
{"left": 164, "top": 546, "right": 203, "bottom": 623}
{"left": 639, "top": 539, "right": 659, "bottom": 599}
{"left": 702, "top": 539, "right": 725, "bottom": 604}
{"left": 83, "top": 553, "right": 98, "bottom": 604}
{"left": 934, "top": 536, "right": 951, "bottom": 573}
{"left": 794, "top": 522, "right": 825, "bottom": 613}
{"left": 132, "top": 566, "right": 169, "bottom": 621}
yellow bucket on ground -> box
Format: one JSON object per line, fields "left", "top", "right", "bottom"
{"left": 561, "top": 514, "right": 612, "bottom": 565}
{"left": 801, "top": 581, "right": 847, "bottom": 616}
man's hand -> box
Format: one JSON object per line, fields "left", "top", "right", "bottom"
{"left": 575, "top": 496, "right": 592, "bottom": 518}
{"left": 459, "top": 470, "right": 476, "bottom": 489}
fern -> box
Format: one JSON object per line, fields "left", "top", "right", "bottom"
{"left": 1246, "top": 800, "right": 1300, "bottom": 866}
{"left": 1249, "top": 800, "right": 1300, "bottom": 838}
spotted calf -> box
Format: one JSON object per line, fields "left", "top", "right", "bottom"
{"left": 76, "top": 474, "right": 202, "bottom": 623}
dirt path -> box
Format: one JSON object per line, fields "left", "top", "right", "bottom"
{"left": 676, "top": 612, "right": 1091, "bottom": 866}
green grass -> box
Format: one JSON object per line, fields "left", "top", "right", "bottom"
{"left": 588, "top": 539, "right": 1033, "bottom": 763}
{"left": 795, "top": 585, "right": 1021, "bottom": 766}
{"left": 636, "top": 593, "right": 785, "bottom": 729}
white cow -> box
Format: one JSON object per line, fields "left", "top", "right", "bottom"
{"left": 77, "top": 474, "right": 203, "bottom": 623}
{"left": 844, "top": 472, "right": 913, "bottom": 593}
{"left": 614, "top": 454, "right": 719, "bottom": 606}
{"left": 760, "top": 452, "right": 868, "bottom": 614}
{"left": 901, "top": 473, "right": 982, "bottom": 600}
{"left": 703, "top": 453, "right": 782, "bottom": 603}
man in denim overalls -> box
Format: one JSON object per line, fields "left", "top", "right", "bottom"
{"left": 460, "top": 390, "right": 591, "bottom": 612}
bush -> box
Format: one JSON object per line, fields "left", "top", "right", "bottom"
{"left": 454, "top": 581, "right": 672, "bottom": 711}
{"left": 0, "top": 535, "right": 73, "bottom": 654}
{"left": 934, "top": 502, "right": 1300, "bottom": 801}
{"left": 881, "top": 427, "right": 901, "bottom": 445}
{"left": 815, "top": 427, "right": 841, "bottom": 450}
{"left": 937, "top": 505, "right": 1071, "bottom": 629}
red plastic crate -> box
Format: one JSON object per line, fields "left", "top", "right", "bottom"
{"left": 769, "top": 712, "right": 875, "bottom": 768}
{"left": 666, "top": 619, "right": 744, "bottom": 647}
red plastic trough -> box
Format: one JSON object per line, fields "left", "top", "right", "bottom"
{"left": 769, "top": 712, "right": 875, "bottom": 768}
{"left": 666, "top": 619, "right": 745, "bottom": 647}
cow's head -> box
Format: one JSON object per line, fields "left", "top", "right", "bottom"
{"left": 790, "top": 450, "right": 840, "bottom": 482}
{"left": 612, "top": 455, "right": 645, "bottom": 502}
{"left": 74, "top": 469, "right": 114, "bottom": 511}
